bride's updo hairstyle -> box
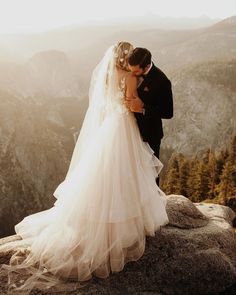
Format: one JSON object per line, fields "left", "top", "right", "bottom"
{"left": 114, "top": 41, "right": 133, "bottom": 70}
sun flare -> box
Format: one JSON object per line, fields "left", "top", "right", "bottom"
{"left": 0, "top": 0, "right": 235, "bottom": 33}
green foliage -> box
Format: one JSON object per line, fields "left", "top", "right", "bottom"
{"left": 161, "top": 135, "right": 236, "bottom": 211}
{"left": 162, "top": 155, "right": 180, "bottom": 194}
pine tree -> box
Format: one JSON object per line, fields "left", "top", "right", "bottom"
{"left": 216, "top": 160, "right": 235, "bottom": 201}
{"left": 214, "top": 135, "right": 236, "bottom": 206}
{"left": 187, "top": 155, "right": 201, "bottom": 202}
{"left": 179, "top": 158, "right": 190, "bottom": 197}
{"left": 228, "top": 135, "right": 236, "bottom": 165}
{"left": 196, "top": 160, "right": 210, "bottom": 201}
{"left": 207, "top": 149, "right": 217, "bottom": 199}
{"left": 202, "top": 148, "right": 211, "bottom": 165}
{"left": 215, "top": 148, "right": 230, "bottom": 184}
{"left": 163, "top": 154, "right": 180, "bottom": 194}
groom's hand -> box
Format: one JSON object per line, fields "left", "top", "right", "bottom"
{"left": 125, "top": 95, "right": 144, "bottom": 113}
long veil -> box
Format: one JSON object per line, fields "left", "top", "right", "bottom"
{"left": 0, "top": 44, "right": 121, "bottom": 295}
{"left": 62, "top": 44, "right": 120, "bottom": 180}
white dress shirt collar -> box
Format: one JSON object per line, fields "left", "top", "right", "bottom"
{"left": 143, "top": 62, "right": 153, "bottom": 76}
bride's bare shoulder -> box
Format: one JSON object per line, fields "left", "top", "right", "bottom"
{"left": 125, "top": 73, "right": 137, "bottom": 85}
{"left": 117, "top": 69, "right": 137, "bottom": 86}
{"left": 126, "top": 72, "right": 137, "bottom": 82}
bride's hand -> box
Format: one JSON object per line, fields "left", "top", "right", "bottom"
{"left": 125, "top": 95, "right": 144, "bottom": 113}
{"left": 124, "top": 96, "right": 133, "bottom": 111}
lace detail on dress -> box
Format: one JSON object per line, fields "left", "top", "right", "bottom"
{"left": 116, "top": 75, "right": 129, "bottom": 114}
{"left": 119, "top": 76, "right": 126, "bottom": 92}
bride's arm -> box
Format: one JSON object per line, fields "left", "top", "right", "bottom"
{"left": 125, "top": 75, "right": 144, "bottom": 113}
{"left": 125, "top": 74, "right": 138, "bottom": 99}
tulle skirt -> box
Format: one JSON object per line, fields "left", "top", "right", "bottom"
{"left": 0, "top": 110, "right": 169, "bottom": 293}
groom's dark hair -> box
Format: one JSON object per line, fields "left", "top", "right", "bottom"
{"left": 128, "top": 47, "right": 152, "bottom": 69}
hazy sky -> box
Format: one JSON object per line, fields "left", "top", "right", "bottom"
{"left": 0, "top": 0, "right": 235, "bottom": 33}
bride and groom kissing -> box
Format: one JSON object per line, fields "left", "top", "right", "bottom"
{"left": 0, "top": 41, "right": 173, "bottom": 293}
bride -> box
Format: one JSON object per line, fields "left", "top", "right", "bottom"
{"left": 0, "top": 41, "right": 169, "bottom": 294}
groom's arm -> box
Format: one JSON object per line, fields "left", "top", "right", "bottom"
{"left": 144, "top": 79, "right": 173, "bottom": 119}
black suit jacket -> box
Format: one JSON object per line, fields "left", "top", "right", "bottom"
{"left": 134, "top": 63, "right": 173, "bottom": 144}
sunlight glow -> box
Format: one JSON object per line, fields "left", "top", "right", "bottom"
{"left": 0, "top": 0, "right": 235, "bottom": 33}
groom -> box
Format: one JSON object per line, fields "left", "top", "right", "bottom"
{"left": 126, "top": 47, "right": 173, "bottom": 186}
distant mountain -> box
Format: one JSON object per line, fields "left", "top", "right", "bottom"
{"left": 26, "top": 50, "right": 87, "bottom": 97}
{"left": 0, "top": 15, "right": 224, "bottom": 64}
{"left": 207, "top": 15, "right": 236, "bottom": 32}
{"left": 0, "top": 90, "right": 88, "bottom": 237}
{"left": 157, "top": 15, "right": 236, "bottom": 70}
{"left": 0, "top": 50, "right": 85, "bottom": 98}
{"left": 59, "top": 14, "right": 220, "bottom": 31}
{"left": 161, "top": 58, "right": 236, "bottom": 155}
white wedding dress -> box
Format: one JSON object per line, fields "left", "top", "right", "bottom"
{"left": 0, "top": 45, "right": 169, "bottom": 294}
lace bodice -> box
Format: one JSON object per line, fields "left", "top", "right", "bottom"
{"left": 115, "top": 74, "right": 130, "bottom": 114}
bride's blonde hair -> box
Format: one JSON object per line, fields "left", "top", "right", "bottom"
{"left": 114, "top": 41, "right": 133, "bottom": 70}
